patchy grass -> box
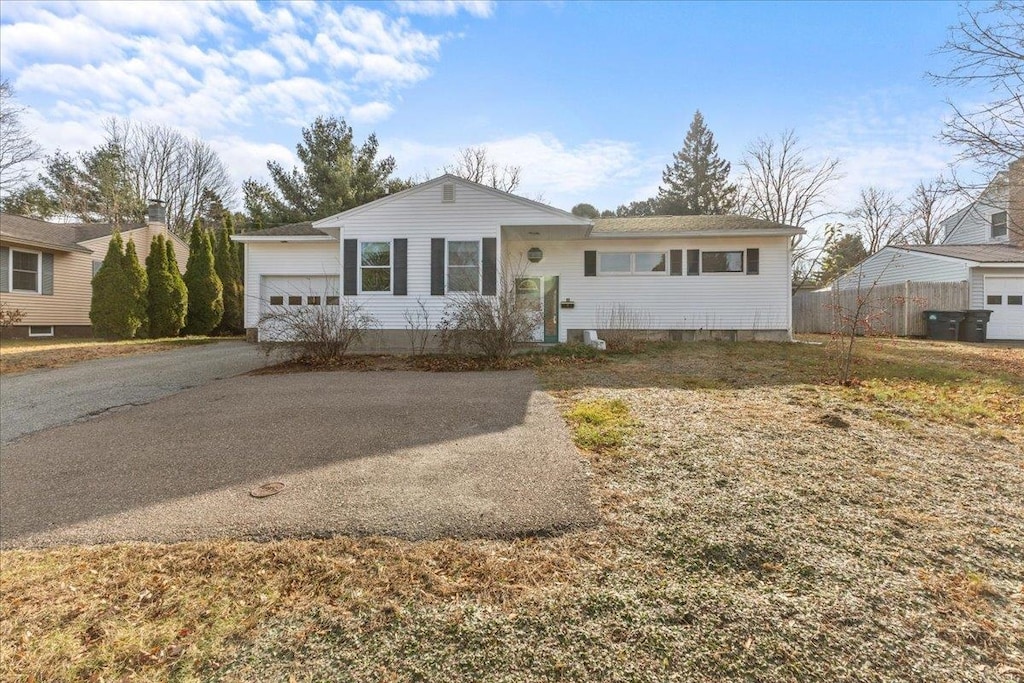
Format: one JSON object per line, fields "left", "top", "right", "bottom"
{"left": 563, "top": 398, "right": 635, "bottom": 452}
{"left": 2, "top": 338, "right": 1022, "bottom": 681}
{"left": 0, "top": 336, "right": 226, "bottom": 375}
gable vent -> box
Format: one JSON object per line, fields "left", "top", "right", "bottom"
{"left": 442, "top": 182, "right": 455, "bottom": 203}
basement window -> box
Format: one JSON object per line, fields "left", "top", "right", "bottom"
{"left": 28, "top": 325, "right": 54, "bottom": 337}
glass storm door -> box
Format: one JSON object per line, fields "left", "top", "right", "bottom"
{"left": 516, "top": 277, "right": 559, "bottom": 343}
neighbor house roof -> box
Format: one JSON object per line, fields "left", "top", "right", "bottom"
{"left": 898, "top": 243, "right": 1024, "bottom": 263}
{"left": 238, "top": 221, "right": 328, "bottom": 237}
{"left": 591, "top": 215, "right": 804, "bottom": 236}
{"left": 0, "top": 214, "right": 94, "bottom": 253}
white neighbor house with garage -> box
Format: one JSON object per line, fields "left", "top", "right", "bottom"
{"left": 834, "top": 159, "right": 1024, "bottom": 341}
{"left": 234, "top": 175, "right": 804, "bottom": 349}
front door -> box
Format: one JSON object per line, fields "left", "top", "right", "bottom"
{"left": 516, "top": 276, "right": 559, "bottom": 343}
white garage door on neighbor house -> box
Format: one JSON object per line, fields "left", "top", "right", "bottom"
{"left": 258, "top": 275, "right": 341, "bottom": 342}
{"left": 985, "top": 276, "right": 1024, "bottom": 340}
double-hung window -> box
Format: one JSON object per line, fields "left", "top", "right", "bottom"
{"left": 11, "top": 249, "right": 41, "bottom": 293}
{"left": 598, "top": 252, "right": 666, "bottom": 275}
{"left": 992, "top": 212, "right": 1008, "bottom": 239}
{"left": 448, "top": 240, "right": 480, "bottom": 292}
{"left": 360, "top": 241, "right": 391, "bottom": 292}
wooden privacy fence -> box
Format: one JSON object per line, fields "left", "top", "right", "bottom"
{"left": 793, "top": 281, "right": 970, "bottom": 337}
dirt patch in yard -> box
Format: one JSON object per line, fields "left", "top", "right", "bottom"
{"left": 2, "top": 339, "right": 1022, "bottom": 681}
{"left": 0, "top": 336, "right": 221, "bottom": 375}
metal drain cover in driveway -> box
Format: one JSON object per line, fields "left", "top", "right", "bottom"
{"left": 250, "top": 482, "right": 285, "bottom": 498}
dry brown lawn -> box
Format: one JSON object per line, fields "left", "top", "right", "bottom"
{"left": 1, "top": 337, "right": 1022, "bottom": 681}
{"left": 0, "top": 336, "right": 223, "bottom": 375}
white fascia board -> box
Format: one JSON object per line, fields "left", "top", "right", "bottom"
{"left": 588, "top": 229, "right": 804, "bottom": 239}
{"left": 231, "top": 235, "right": 336, "bottom": 243}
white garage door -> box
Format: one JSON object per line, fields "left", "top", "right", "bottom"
{"left": 984, "top": 276, "right": 1024, "bottom": 340}
{"left": 258, "top": 275, "right": 341, "bottom": 342}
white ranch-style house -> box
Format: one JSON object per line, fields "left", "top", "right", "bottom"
{"left": 233, "top": 175, "right": 804, "bottom": 350}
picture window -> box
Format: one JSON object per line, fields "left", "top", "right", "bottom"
{"left": 701, "top": 251, "right": 744, "bottom": 273}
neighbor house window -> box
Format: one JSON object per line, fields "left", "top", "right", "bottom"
{"left": 1008, "top": 295, "right": 1023, "bottom": 305}
{"left": 11, "top": 249, "right": 40, "bottom": 292}
{"left": 992, "top": 212, "right": 1008, "bottom": 238}
{"left": 701, "top": 251, "right": 744, "bottom": 273}
{"left": 598, "top": 252, "right": 667, "bottom": 275}
{"left": 987, "top": 295, "right": 1002, "bottom": 305}
{"left": 361, "top": 241, "right": 391, "bottom": 292}
{"left": 448, "top": 240, "right": 480, "bottom": 292}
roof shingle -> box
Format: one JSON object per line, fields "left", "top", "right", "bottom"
{"left": 590, "top": 215, "right": 803, "bottom": 235}
{"left": 899, "top": 243, "right": 1024, "bottom": 263}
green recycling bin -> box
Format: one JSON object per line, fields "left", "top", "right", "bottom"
{"left": 922, "top": 311, "right": 965, "bottom": 341}
{"left": 959, "top": 310, "right": 993, "bottom": 343}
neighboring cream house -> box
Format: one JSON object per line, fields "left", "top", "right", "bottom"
{"left": 834, "top": 159, "right": 1024, "bottom": 340}
{"left": 0, "top": 203, "right": 188, "bottom": 339}
{"left": 233, "top": 175, "right": 804, "bottom": 349}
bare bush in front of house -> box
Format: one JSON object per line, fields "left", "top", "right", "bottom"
{"left": 258, "top": 299, "right": 378, "bottom": 364}
{"left": 596, "top": 303, "right": 655, "bottom": 352}
{"left": 402, "top": 298, "right": 433, "bottom": 355}
{"left": 438, "top": 267, "right": 541, "bottom": 362}
{"left": 0, "top": 301, "right": 26, "bottom": 329}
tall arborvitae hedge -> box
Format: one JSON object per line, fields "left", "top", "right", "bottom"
{"left": 183, "top": 220, "right": 223, "bottom": 335}
{"left": 164, "top": 239, "right": 188, "bottom": 333}
{"left": 214, "top": 215, "right": 244, "bottom": 334}
{"left": 146, "top": 234, "right": 186, "bottom": 338}
{"left": 122, "top": 238, "right": 148, "bottom": 337}
{"left": 90, "top": 231, "right": 140, "bottom": 339}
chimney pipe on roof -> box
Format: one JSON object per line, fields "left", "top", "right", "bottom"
{"left": 147, "top": 199, "right": 166, "bottom": 225}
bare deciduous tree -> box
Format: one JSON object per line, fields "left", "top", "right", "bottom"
{"left": 737, "top": 130, "right": 843, "bottom": 289}
{"left": 847, "top": 186, "right": 909, "bottom": 255}
{"left": 104, "top": 118, "right": 235, "bottom": 236}
{"left": 0, "top": 80, "right": 41, "bottom": 194}
{"left": 906, "top": 178, "right": 954, "bottom": 244}
{"left": 930, "top": 1, "right": 1024, "bottom": 181}
{"left": 442, "top": 146, "right": 522, "bottom": 193}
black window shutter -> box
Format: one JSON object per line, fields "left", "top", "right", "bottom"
{"left": 41, "top": 253, "right": 54, "bottom": 295}
{"left": 431, "top": 238, "right": 446, "bottom": 295}
{"left": 343, "top": 239, "right": 357, "bottom": 295}
{"left": 669, "top": 249, "right": 683, "bottom": 276}
{"left": 482, "top": 237, "right": 497, "bottom": 295}
{"left": 393, "top": 239, "right": 407, "bottom": 295}
{"left": 746, "top": 248, "right": 760, "bottom": 275}
{"left": 584, "top": 250, "right": 596, "bottom": 277}
{"left": 686, "top": 249, "right": 700, "bottom": 276}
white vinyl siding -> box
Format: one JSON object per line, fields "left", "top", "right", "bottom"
{"left": 942, "top": 185, "right": 1009, "bottom": 244}
{"left": 510, "top": 236, "right": 792, "bottom": 342}
{"left": 834, "top": 248, "right": 970, "bottom": 290}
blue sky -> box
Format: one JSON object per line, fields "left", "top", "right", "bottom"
{"left": 0, "top": 0, "right": 981, "bottom": 219}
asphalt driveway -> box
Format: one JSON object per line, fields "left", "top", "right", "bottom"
{"left": 0, "top": 370, "right": 596, "bottom": 547}
{"left": 0, "top": 341, "right": 270, "bottom": 445}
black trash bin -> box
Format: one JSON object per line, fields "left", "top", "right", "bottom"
{"left": 922, "top": 310, "right": 965, "bottom": 341}
{"left": 959, "top": 309, "right": 993, "bottom": 343}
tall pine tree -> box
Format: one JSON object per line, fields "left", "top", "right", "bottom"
{"left": 658, "top": 111, "right": 737, "bottom": 215}
{"left": 183, "top": 220, "right": 223, "bottom": 335}
{"left": 90, "top": 231, "right": 139, "bottom": 339}
{"left": 165, "top": 239, "right": 188, "bottom": 334}
{"left": 214, "top": 215, "right": 244, "bottom": 334}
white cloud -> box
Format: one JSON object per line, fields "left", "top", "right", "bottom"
{"left": 349, "top": 101, "right": 395, "bottom": 124}
{"left": 394, "top": 1, "right": 496, "bottom": 18}
{"left": 210, "top": 136, "right": 297, "bottom": 189}
{"left": 232, "top": 49, "right": 286, "bottom": 80}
